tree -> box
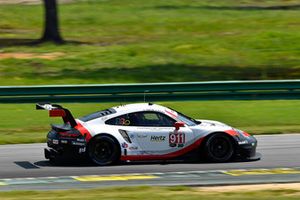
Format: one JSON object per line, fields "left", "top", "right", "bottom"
{"left": 40, "top": 0, "right": 63, "bottom": 43}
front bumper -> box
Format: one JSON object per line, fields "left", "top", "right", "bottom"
{"left": 235, "top": 136, "right": 261, "bottom": 161}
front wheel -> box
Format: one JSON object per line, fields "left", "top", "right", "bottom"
{"left": 88, "top": 135, "right": 120, "bottom": 166}
{"left": 204, "top": 133, "right": 234, "bottom": 162}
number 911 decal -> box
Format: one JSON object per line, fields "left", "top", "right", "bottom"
{"left": 169, "top": 132, "right": 185, "bottom": 147}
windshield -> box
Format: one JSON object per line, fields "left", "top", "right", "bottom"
{"left": 168, "top": 108, "right": 200, "bottom": 126}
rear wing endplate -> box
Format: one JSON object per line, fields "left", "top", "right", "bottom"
{"left": 36, "top": 103, "right": 77, "bottom": 127}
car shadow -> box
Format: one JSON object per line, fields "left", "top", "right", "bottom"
{"left": 34, "top": 159, "right": 95, "bottom": 167}
{"left": 34, "top": 157, "right": 258, "bottom": 168}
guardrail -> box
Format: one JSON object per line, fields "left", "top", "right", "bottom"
{"left": 1, "top": 80, "right": 300, "bottom": 103}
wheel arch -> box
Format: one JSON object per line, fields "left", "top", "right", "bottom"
{"left": 198, "top": 131, "right": 238, "bottom": 158}
{"left": 87, "top": 133, "right": 122, "bottom": 159}
{"left": 200, "top": 131, "right": 237, "bottom": 150}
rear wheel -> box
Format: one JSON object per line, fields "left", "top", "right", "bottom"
{"left": 88, "top": 135, "right": 120, "bottom": 166}
{"left": 204, "top": 133, "right": 234, "bottom": 162}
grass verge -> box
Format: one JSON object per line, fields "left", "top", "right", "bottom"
{"left": 0, "top": 0, "right": 300, "bottom": 85}
{"left": 0, "top": 100, "right": 300, "bottom": 144}
{"left": 0, "top": 185, "right": 300, "bottom": 200}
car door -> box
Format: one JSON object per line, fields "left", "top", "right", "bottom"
{"left": 128, "top": 111, "right": 195, "bottom": 155}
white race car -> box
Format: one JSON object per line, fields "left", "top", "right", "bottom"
{"left": 37, "top": 103, "right": 260, "bottom": 165}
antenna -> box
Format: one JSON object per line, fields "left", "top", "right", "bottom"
{"left": 119, "top": 96, "right": 124, "bottom": 106}
{"left": 144, "top": 90, "right": 149, "bottom": 102}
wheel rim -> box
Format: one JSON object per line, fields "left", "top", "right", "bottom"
{"left": 209, "top": 136, "right": 232, "bottom": 159}
{"left": 93, "top": 141, "right": 113, "bottom": 162}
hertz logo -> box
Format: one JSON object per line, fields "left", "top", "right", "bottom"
{"left": 150, "top": 136, "right": 166, "bottom": 142}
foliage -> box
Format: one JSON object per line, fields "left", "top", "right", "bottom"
{"left": 0, "top": 0, "right": 300, "bottom": 85}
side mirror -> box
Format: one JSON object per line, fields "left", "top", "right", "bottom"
{"left": 174, "top": 122, "right": 185, "bottom": 130}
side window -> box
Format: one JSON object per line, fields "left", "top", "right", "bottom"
{"left": 155, "top": 112, "right": 176, "bottom": 127}
{"left": 105, "top": 114, "right": 131, "bottom": 126}
{"left": 128, "top": 112, "right": 175, "bottom": 127}
{"left": 106, "top": 112, "right": 175, "bottom": 127}
{"left": 105, "top": 113, "right": 142, "bottom": 126}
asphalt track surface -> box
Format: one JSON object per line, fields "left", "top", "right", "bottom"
{"left": 0, "top": 134, "right": 299, "bottom": 190}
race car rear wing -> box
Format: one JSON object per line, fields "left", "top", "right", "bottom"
{"left": 36, "top": 103, "right": 77, "bottom": 127}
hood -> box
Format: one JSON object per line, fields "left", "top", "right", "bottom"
{"left": 196, "top": 119, "right": 232, "bottom": 129}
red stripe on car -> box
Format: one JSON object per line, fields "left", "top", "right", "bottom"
{"left": 225, "top": 129, "right": 238, "bottom": 136}
{"left": 120, "top": 137, "right": 204, "bottom": 161}
{"left": 165, "top": 110, "right": 177, "bottom": 118}
{"left": 75, "top": 122, "right": 92, "bottom": 142}
{"left": 243, "top": 131, "right": 250, "bottom": 137}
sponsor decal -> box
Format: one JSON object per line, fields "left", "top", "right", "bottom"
{"left": 129, "top": 146, "right": 138, "bottom": 150}
{"left": 178, "top": 143, "right": 184, "bottom": 148}
{"left": 59, "top": 132, "right": 79, "bottom": 138}
{"left": 71, "top": 141, "right": 85, "bottom": 146}
{"left": 169, "top": 132, "right": 185, "bottom": 147}
{"left": 61, "top": 140, "right": 68, "bottom": 144}
{"left": 150, "top": 135, "right": 166, "bottom": 142}
{"left": 79, "top": 147, "right": 86, "bottom": 153}
{"left": 122, "top": 142, "right": 128, "bottom": 148}
{"left": 52, "top": 139, "right": 59, "bottom": 145}
{"left": 137, "top": 134, "right": 147, "bottom": 138}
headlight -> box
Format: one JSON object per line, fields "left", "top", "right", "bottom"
{"left": 233, "top": 128, "right": 248, "bottom": 140}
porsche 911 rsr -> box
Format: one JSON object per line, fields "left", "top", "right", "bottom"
{"left": 37, "top": 103, "right": 260, "bottom": 165}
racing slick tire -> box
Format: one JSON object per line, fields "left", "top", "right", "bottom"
{"left": 204, "top": 133, "right": 234, "bottom": 162}
{"left": 88, "top": 135, "right": 120, "bottom": 166}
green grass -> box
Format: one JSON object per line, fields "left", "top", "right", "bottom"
{"left": 1, "top": 0, "right": 300, "bottom": 85}
{"left": 1, "top": 0, "right": 300, "bottom": 144}
{"left": 0, "top": 186, "right": 300, "bottom": 200}
{"left": 1, "top": 100, "right": 300, "bottom": 144}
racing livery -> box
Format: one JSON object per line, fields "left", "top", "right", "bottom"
{"left": 37, "top": 103, "right": 260, "bottom": 165}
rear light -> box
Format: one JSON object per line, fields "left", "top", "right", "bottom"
{"left": 58, "top": 131, "right": 80, "bottom": 138}
{"left": 119, "top": 129, "right": 132, "bottom": 143}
